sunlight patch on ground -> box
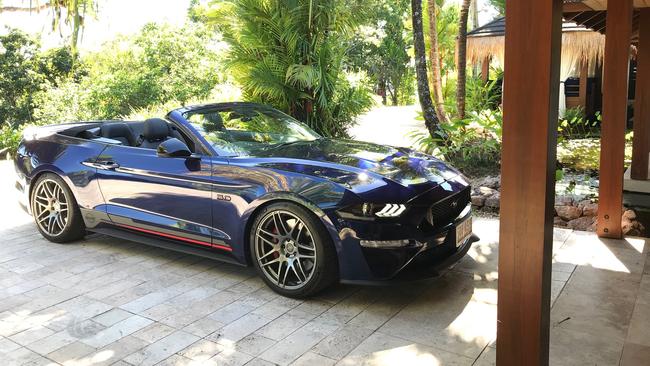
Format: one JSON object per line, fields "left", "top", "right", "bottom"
{"left": 624, "top": 237, "right": 647, "bottom": 254}
{"left": 368, "top": 344, "right": 444, "bottom": 366}
{"left": 445, "top": 290, "right": 497, "bottom": 345}
{"left": 553, "top": 235, "right": 634, "bottom": 274}
{"left": 64, "top": 349, "right": 116, "bottom": 366}
{"left": 0, "top": 309, "right": 66, "bottom": 337}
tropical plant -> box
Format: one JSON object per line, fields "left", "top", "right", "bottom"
{"left": 0, "top": 0, "right": 99, "bottom": 54}
{"left": 411, "top": 108, "right": 503, "bottom": 175}
{"left": 557, "top": 107, "right": 600, "bottom": 140}
{"left": 489, "top": 0, "right": 505, "bottom": 15}
{"left": 465, "top": 76, "right": 501, "bottom": 113}
{"left": 202, "top": 0, "right": 373, "bottom": 137}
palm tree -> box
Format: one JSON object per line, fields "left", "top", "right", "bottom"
{"left": 456, "top": 0, "right": 471, "bottom": 119}
{"left": 0, "top": 0, "right": 97, "bottom": 54}
{"left": 205, "top": 0, "right": 372, "bottom": 137}
{"left": 426, "top": 0, "right": 449, "bottom": 124}
{"left": 411, "top": 0, "right": 441, "bottom": 139}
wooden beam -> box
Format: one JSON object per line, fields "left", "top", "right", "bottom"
{"left": 632, "top": 9, "right": 650, "bottom": 180}
{"left": 563, "top": 3, "right": 594, "bottom": 13}
{"left": 496, "top": 0, "right": 561, "bottom": 365}
{"left": 579, "top": 59, "right": 589, "bottom": 111}
{"left": 598, "top": 0, "right": 634, "bottom": 238}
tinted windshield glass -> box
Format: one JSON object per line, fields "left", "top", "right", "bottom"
{"left": 185, "top": 104, "right": 321, "bottom": 156}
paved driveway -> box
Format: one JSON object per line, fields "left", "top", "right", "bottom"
{"left": 1, "top": 160, "right": 649, "bottom": 366}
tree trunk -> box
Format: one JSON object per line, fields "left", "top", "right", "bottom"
{"left": 456, "top": 0, "right": 471, "bottom": 119}
{"left": 411, "top": 0, "right": 441, "bottom": 140}
{"left": 426, "top": 0, "right": 450, "bottom": 124}
{"left": 71, "top": 0, "right": 81, "bottom": 56}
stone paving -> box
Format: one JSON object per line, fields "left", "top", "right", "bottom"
{"left": 1, "top": 161, "right": 649, "bottom": 365}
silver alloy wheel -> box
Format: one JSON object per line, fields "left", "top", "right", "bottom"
{"left": 254, "top": 210, "right": 317, "bottom": 289}
{"left": 33, "top": 179, "right": 70, "bottom": 236}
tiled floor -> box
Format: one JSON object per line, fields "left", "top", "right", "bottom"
{"left": 1, "top": 161, "right": 649, "bottom": 366}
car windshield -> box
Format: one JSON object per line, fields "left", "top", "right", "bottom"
{"left": 185, "top": 104, "right": 321, "bottom": 156}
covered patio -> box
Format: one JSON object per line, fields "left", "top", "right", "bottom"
{"left": 497, "top": 0, "right": 650, "bottom": 364}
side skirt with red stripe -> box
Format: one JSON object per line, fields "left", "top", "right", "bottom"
{"left": 115, "top": 223, "right": 232, "bottom": 252}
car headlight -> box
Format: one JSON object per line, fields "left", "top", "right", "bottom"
{"left": 337, "top": 203, "right": 407, "bottom": 220}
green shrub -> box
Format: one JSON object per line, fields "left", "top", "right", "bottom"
{"left": 412, "top": 109, "right": 502, "bottom": 176}
{"left": 82, "top": 23, "right": 224, "bottom": 119}
{"left": 32, "top": 81, "right": 93, "bottom": 125}
{"left": 558, "top": 107, "right": 599, "bottom": 140}
{"left": 0, "top": 124, "right": 24, "bottom": 156}
{"left": 0, "top": 30, "right": 45, "bottom": 128}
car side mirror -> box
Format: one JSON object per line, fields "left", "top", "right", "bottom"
{"left": 157, "top": 138, "right": 194, "bottom": 158}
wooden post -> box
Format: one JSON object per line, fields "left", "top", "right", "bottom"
{"left": 632, "top": 9, "right": 650, "bottom": 181}
{"left": 482, "top": 56, "right": 491, "bottom": 83}
{"left": 579, "top": 60, "right": 589, "bottom": 112}
{"left": 496, "top": 0, "right": 561, "bottom": 365}
{"left": 598, "top": 0, "right": 633, "bottom": 238}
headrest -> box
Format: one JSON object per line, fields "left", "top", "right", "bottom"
{"left": 100, "top": 123, "right": 134, "bottom": 144}
{"left": 143, "top": 118, "right": 169, "bottom": 141}
{"left": 204, "top": 113, "right": 224, "bottom": 133}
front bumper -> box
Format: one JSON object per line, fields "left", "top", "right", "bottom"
{"left": 14, "top": 161, "right": 30, "bottom": 214}
{"left": 333, "top": 206, "right": 479, "bottom": 284}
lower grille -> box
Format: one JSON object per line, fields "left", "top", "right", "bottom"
{"left": 426, "top": 186, "right": 471, "bottom": 227}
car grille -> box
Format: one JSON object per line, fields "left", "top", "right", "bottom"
{"left": 426, "top": 186, "right": 471, "bottom": 227}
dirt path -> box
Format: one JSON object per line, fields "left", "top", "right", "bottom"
{"left": 349, "top": 105, "right": 427, "bottom": 148}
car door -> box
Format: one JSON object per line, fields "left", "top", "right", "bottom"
{"left": 94, "top": 144, "right": 217, "bottom": 249}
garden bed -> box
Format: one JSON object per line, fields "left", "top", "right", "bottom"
{"left": 469, "top": 174, "right": 646, "bottom": 237}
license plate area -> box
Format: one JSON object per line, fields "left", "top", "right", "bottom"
{"left": 456, "top": 216, "right": 472, "bottom": 248}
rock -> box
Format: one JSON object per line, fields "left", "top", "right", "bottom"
{"left": 471, "top": 195, "right": 486, "bottom": 207}
{"left": 485, "top": 192, "right": 500, "bottom": 209}
{"left": 567, "top": 216, "right": 595, "bottom": 231}
{"left": 554, "top": 216, "right": 567, "bottom": 227}
{"left": 623, "top": 209, "right": 637, "bottom": 221}
{"left": 622, "top": 217, "right": 635, "bottom": 235}
{"left": 555, "top": 205, "right": 582, "bottom": 221}
{"left": 475, "top": 176, "right": 500, "bottom": 189}
{"left": 555, "top": 196, "right": 574, "bottom": 206}
{"left": 577, "top": 200, "right": 592, "bottom": 208}
{"left": 478, "top": 186, "right": 497, "bottom": 196}
{"left": 581, "top": 203, "right": 598, "bottom": 217}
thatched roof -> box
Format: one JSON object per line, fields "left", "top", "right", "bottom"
{"left": 467, "top": 17, "right": 606, "bottom": 67}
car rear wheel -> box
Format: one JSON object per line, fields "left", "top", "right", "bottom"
{"left": 31, "top": 173, "right": 86, "bottom": 243}
{"left": 250, "top": 202, "right": 337, "bottom": 298}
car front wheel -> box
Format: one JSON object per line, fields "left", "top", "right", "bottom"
{"left": 31, "top": 173, "right": 86, "bottom": 243}
{"left": 250, "top": 202, "right": 337, "bottom": 298}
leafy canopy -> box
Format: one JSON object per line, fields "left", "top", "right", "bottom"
{"left": 82, "top": 23, "right": 224, "bottom": 119}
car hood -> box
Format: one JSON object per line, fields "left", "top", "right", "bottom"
{"left": 249, "top": 138, "right": 465, "bottom": 197}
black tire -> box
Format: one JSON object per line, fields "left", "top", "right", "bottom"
{"left": 249, "top": 201, "right": 338, "bottom": 298}
{"left": 30, "top": 173, "right": 86, "bottom": 243}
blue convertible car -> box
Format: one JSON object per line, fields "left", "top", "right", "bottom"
{"left": 14, "top": 102, "right": 477, "bottom": 297}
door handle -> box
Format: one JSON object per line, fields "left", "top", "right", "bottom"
{"left": 82, "top": 160, "right": 120, "bottom": 170}
{"left": 95, "top": 161, "right": 120, "bottom": 170}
